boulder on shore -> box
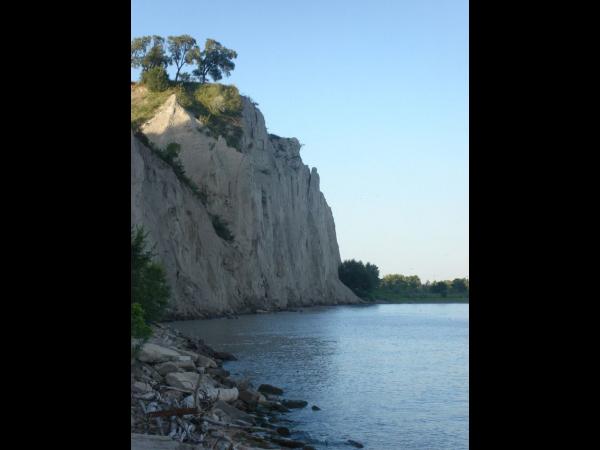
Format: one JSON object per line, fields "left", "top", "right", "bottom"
{"left": 138, "top": 343, "right": 182, "bottom": 364}
{"left": 165, "top": 372, "right": 200, "bottom": 391}
{"left": 155, "top": 359, "right": 196, "bottom": 376}
{"left": 258, "top": 384, "right": 284, "bottom": 395}
{"left": 213, "top": 400, "right": 254, "bottom": 424}
{"left": 196, "top": 354, "right": 218, "bottom": 369}
{"left": 165, "top": 372, "right": 239, "bottom": 402}
{"left": 238, "top": 389, "right": 263, "bottom": 406}
{"left": 282, "top": 399, "right": 308, "bottom": 409}
{"left": 213, "top": 351, "right": 237, "bottom": 361}
{"left": 131, "top": 433, "right": 197, "bottom": 449}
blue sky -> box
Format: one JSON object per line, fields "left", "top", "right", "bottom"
{"left": 132, "top": 0, "right": 468, "bottom": 282}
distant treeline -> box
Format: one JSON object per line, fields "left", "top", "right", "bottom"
{"left": 339, "top": 259, "right": 468, "bottom": 302}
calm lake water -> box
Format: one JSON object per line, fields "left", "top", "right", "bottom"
{"left": 170, "top": 303, "right": 469, "bottom": 450}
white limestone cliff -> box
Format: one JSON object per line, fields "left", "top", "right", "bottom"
{"left": 131, "top": 94, "right": 359, "bottom": 318}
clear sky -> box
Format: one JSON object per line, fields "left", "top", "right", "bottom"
{"left": 132, "top": 0, "right": 469, "bottom": 282}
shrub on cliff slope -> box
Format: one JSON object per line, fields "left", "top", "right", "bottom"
{"left": 131, "top": 82, "right": 244, "bottom": 152}
{"left": 211, "top": 214, "right": 234, "bottom": 241}
{"left": 141, "top": 66, "right": 170, "bottom": 92}
{"left": 194, "top": 83, "right": 243, "bottom": 151}
{"left": 131, "top": 303, "right": 152, "bottom": 340}
{"left": 131, "top": 227, "right": 170, "bottom": 338}
{"left": 195, "top": 84, "right": 242, "bottom": 116}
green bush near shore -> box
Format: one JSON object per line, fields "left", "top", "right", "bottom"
{"left": 131, "top": 226, "right": 170, "bottom": 339}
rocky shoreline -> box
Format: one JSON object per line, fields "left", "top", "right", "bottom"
{"left": 131, "top": 323, "right": 360, "bottom": 450}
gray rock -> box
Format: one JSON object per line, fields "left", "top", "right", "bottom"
{"left": 219, "top": 377, "right": 237, "bottom": 388}
{"left": 270, "top": 437, "right": 305, "bottom": 448}
{"left": 207, "top": 367, "right": 230, "bottom": 378}
{"left": 213, "top": 351, "right": 237, "bottom": 361}
{"left": 154, "top": 362, "right": 182, "bottom": 376}
{"left": 165, "top": 372, "right": 200, "bottom": 391}
{"left": 347, "top": 440, "right": 364, "bottom": 448}
{"left": 132, "top": 381, "right": 153, "bottom": 394}
{"left": 181, "top": 395, "right": 195, "bottom": 408}
{"left": 238, "top": 389, "right": 261, "bottom": 406}
{"left": 195, "top": 354, "right": 217, "bottom": 369}
{"left": 161, "top": 390, "right": 184, "bottom": 402}
{"left": 213, "top": 400, "right": 254, "bottom": 424}
{"left": 262, "top": 401, "right": 290, "bottom": 413}
{"left": 165, "top": 373, "right": 239, "bottom": 401}
{"left": 131, "top": 433, "right": 198, "bottom": 450}
{"left": 173, "top": 348, "right": 201, "bottom": 362}
{"left": 311, "top": 405, "right": 321, "bottom": 411}
{"left": 138, "top": 343, "right": 182, "bottom": 364}
{"left": 155, "top": 359, "right": 196, "bottom": 376}
{"left": 209, "top": 386, "right": 239, "bottom": 403}
{"left": 258, "top": 384, "right": 284, "bottom": 396}
{"left": 281, "top": 399, "right": 308, "bottom": 409}
{"left": 276, "top": 427, "right": 291, "bottom": 436}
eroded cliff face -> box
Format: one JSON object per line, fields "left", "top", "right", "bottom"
{"left": 131, "top": 94, "right": 359, "bottom": 318}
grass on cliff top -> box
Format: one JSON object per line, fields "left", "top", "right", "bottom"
{"left": 131, "top": 82, "right": 244, "bottom": 151}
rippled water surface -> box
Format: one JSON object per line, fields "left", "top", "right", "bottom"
{"left": 170, "top": 304, "right": 468, "bottom": 449}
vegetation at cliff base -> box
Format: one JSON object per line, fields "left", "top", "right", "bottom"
{"left": 339, "top": 259, "right": 469, "bottom": 302}
{"left": 131, "top": 227, "right": 170, "bottom": 339}
{"left": 374, "top": 274, "right": 469, "bottom": 302}
{"left": 338, "top": 259, "right": 380, "bottom": 299}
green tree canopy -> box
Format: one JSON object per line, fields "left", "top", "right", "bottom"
{"left": 131, "top": 35, "right": 170, "bottom": 72}
{"left": 140, "top": 66, "right": 170, "bottom": 92}
{"left": 339, "top": 259, "right": 380, "bottom": 298}
{"left": 192, "top": 39, "right": 238, "bottom": 83}
{"left": 380, "top": 274, "right": 422, "bottom": 293}
{"left": 167, "top": 35, "right": 198, "bottom": 82}
{"left": 451, "top": 278, "right": 469, "bottom": 294}
{"left": 430, "top": 280, "right": 449, "bottom": 297}
{"left": 131, "top": 227, "right": 170, "bottom": 338}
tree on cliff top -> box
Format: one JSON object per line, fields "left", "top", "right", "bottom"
{"left": 131, "top": 35, "right": 171, "bottom": 72}
{"left": 192, "top": 39, "right": 238, "bottom": 84}
{"left": 167, "top": 35, "right": 198, "bottom": 83}
{"left": 131, "top": 35, "right": 238, "bottom": 84}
